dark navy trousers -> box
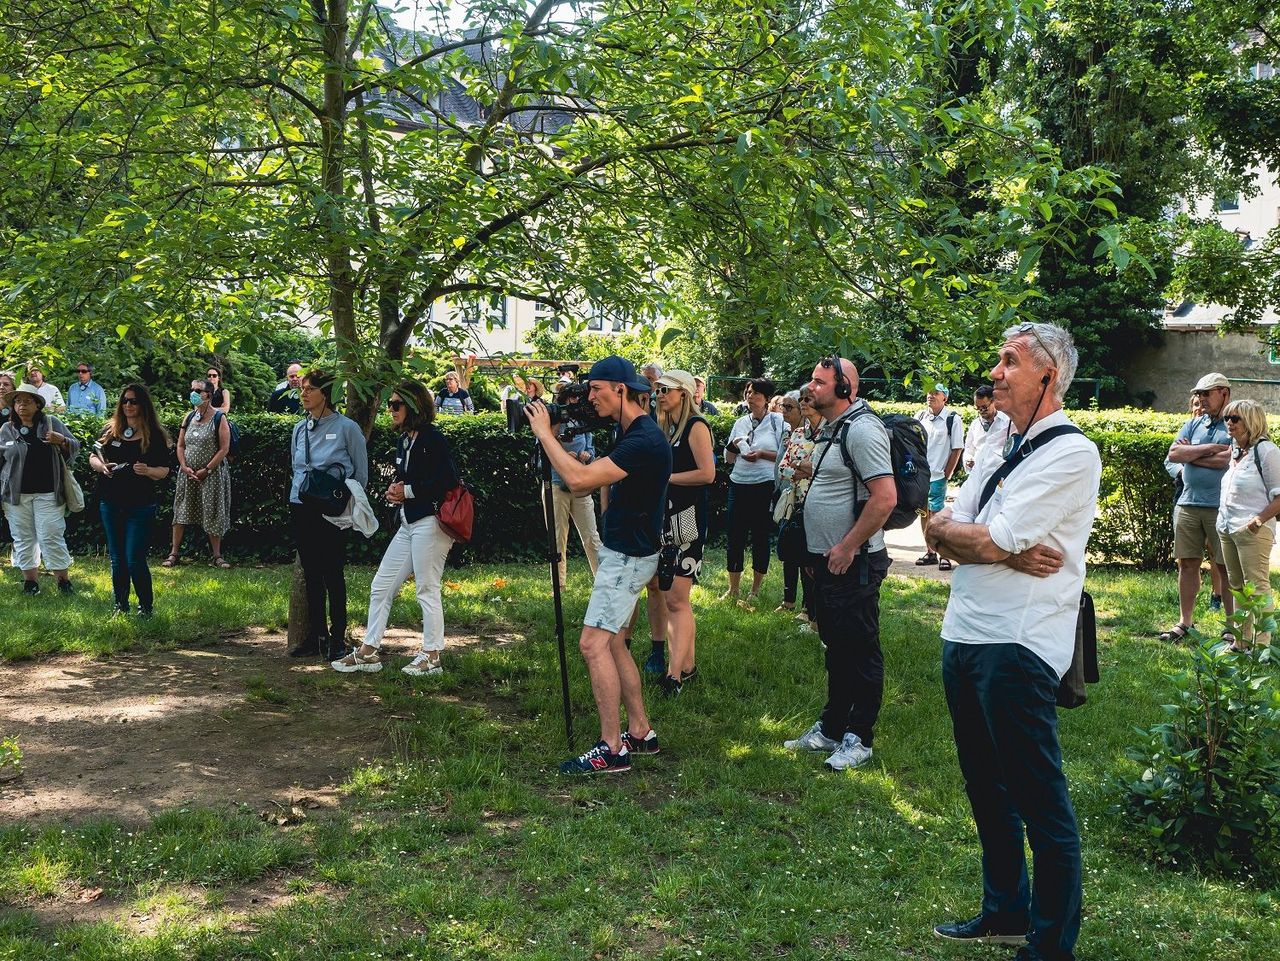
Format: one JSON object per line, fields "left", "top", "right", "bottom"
{"left": 942, "top": 640, "right": 1082, "bottom": 961}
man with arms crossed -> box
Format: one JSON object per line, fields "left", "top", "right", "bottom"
{"left": 525, "top": 356, "right": 672, "bottom": 775}
{"left": 927, "top": 322, "right": 1100, "bottom": 961}
{"left": 783, "top": 357, "right": 896, "bottom": 771}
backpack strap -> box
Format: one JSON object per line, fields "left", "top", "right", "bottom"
{"left": 977, "top": 425, "right": 1084, "bottom": 513}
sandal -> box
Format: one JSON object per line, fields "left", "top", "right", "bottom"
{"left": 212, "top": 556, "right": 231, "bottom": 569}
{"left": 1159, "top": 623, "right": 1192, "bottom": 642}
{"left": 915, "top": 552, "right": 938, "bottom": 566}
{"left": 161, "top": 554, "right": 178, "bottom": 567}
{"left": 938, "top": 558, "right": 953, "bottom": 572}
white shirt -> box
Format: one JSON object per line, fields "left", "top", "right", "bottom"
{"left": 34, "top": 383, "right": 65, "bottom": 409}
{"left": 963, "top": 411, "right": 1011, "bottom": 469}
{"left": 727, "top": 411, "right": 787, "bottom": 485}
{"left": 1218, "top": 441, "right": 1280, "bottom": 535}
{"left": 915, "top": 406, "right": 965, "bottom": 480}
{"left": 941, "top": 410, "right": 1102, "bottom": 678}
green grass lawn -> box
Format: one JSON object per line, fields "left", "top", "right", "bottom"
{"left": 0, "top": 554, "right": 1276, "bottom": 960}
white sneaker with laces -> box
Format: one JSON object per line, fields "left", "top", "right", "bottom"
{"left": 331, "top": 648, "right": 383, "bottom": 673}
{"left": 403, "top": 651, "right": 443, "bottom": 676}
{"left": 784, "top": 721, "right": 839, "bottom": 753}
{"left": 824, "top": 732, "right": 873, "bottom": 771}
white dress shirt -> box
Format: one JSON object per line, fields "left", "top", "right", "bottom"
{"left": 915, "top": 406, "right": 965, "bottom": 480}
{"left": 941, "top": 410, "right": 1101, "bottom": 677}
{"left": 963, "top": 411, "right": 1011, "bottom": 469}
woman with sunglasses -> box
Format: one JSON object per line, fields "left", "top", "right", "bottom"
{"left": 333, "top": 380, "right": 457, "bottom": 676}
{"left": 206, "top": 366, "right": 232, "bottom": 415}
{"left": 287, "top": 370, "right": 369, "bottom": 660}
{"left": 167, "top": 379, "right": 232, "bottom": 568}
{"left": 90, "top": 385, "right": 171, "bottom": 616}
{"left": 1217, "top": 399, "right": 1280, "bottom": 649}
{"left": 722, "top": 377, "right": 785, "bottom": 606}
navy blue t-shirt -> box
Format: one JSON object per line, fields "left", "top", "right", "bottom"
{"left": 603, "top": 415, "right": 672, "bottom": 557}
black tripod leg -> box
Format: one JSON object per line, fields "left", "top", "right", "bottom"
{"left": 540, "top": 471, "right": 574, "bottom": 750}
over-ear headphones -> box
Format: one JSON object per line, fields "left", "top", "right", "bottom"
{"left": 830, "top": 354, "right": 852, "bottom": 399}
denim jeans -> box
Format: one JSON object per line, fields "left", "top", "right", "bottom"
{"left": 99, "top": 501, "right": 157, "bottom": 610}
{"left": 942, "top": 640, "right": 1082, "bottom": 961}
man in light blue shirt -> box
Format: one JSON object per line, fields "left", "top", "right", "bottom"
{"left": 66, "top": 362, "right": 107, "bottom": 416}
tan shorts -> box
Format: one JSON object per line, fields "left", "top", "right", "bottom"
{"left": 1173, "top": 505, "right": 1224, "bottom": 564}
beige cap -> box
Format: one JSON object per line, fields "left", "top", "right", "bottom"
{"left": 656, "top": 369, "right": 697, "bottom": 397}
{"left": 1193, "top": 372, "right": 1230, "bottom": 391}
{"left": 3, "top": 382, "right": 45, "bottom": 410}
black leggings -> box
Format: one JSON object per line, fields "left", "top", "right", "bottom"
{"left": 290, "top": 502, "right": 350, "bottom": 642}
{"left": 726, "top": 480, "right": 775, "bottom": 575}
{"left": 783, "top": 560, "right": 814, "bottom": 615}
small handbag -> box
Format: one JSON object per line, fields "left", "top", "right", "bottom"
{"left": 666, "top": 501, "right": 701, "bottom": 546}
{"left": 436, "top": 482, "right": 475, "bottom": 543}
{"left": 1056, "top": 592, "right": 1099, "bottom": 709}
{"left": 775, "top": 503, "right": 810, "bottom": 566}
{"left": 772, "top": 485, "right": 796, "bottom": 524}
{"left": 60, "top": 452, "right": 85, "bottom": 514}
{"left": 299, "top": 420, "right": 351, "bottom": 516}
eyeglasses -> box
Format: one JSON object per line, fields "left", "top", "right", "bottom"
{"left": 1225, "top": 414, "right": 1243, "bottom": 423}
{"left": 76, "top": 369, "right": 90, "bottom": 374}
{"left": 121, "top": 397, "right": 140, "bottom": 406}
{"left": 781, "top": 403, "right": 798, "bottom": 410}
{"left": 387, "top": 400, "right": 406, "bottom": 412}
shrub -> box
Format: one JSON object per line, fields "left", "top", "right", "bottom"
{"left": 1112, "top": 613, "right": 1280, "bottom": 880}
{"left": 0, "top": 408, "right": 1206, "bottom": 569}
{"left": 0, "top": 735, "right": 20, "bottom": 781}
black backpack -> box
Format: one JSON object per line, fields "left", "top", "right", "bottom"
{"left": 836, "top": 406, "right": 930, "bottom": 531}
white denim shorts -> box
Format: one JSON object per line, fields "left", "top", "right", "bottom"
{"left": 583, "top": 545, "right": 659, "bottom": 634}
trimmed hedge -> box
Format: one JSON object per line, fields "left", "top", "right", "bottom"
{"left": 0, "top": 409, "right": 1187, "bottom": 569}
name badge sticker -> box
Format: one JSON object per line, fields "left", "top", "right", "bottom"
{"left": 325, "top": 433, "right": 337, "bottom": 440}
{"left": 110, "top": 440, "right": 123, "bottom": 447}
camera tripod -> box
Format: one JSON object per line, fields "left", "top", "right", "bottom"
{"left": 534, "top": 439, "right": 576, "bottom": 750}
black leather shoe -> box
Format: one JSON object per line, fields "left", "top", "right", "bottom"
{"left": 288, "top": 640, "right": 322, "bottom": 658}
{"left": 933, "top": 913, "right": 1028, "bottom": 945}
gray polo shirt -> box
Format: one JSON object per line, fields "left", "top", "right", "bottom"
{"left": 803, "top": 399, "right": 893, "bottom": 554}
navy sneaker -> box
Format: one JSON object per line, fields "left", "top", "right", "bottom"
{"left": 57, "top": 579, "right": 74, "bottom": 595}
{"left": 559, "top": 740, "right": 631, "bottom": 775}
{"left": 1209, "top": 593, "right": 1223, "bottom": 612}
{"left": 656, "top": 674, "right": 682, "bottom": 698}
{"left": 680, "top": 666, "right": 698, "bottom": 683}
{"left": 933, "top": 913, "right": 1028, "bottom": 945}
{"left": 643, "top": 648, "right": 666, "bottom": 677}
{"left": 622, "top": 728, "right": 660, "bottom": 755}
{"left": 21, "top": 580, "right": 39, "bottom": 596}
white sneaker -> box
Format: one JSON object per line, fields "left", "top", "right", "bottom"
{"left": 402, "top": 652, "right": 443, "bottom": 677}
{"left": 784, "top": 721, "right": 839, "bottom": 753}
{"left": 824, "top": 732, "right": 873, "bottom": 771}
{"left": 331, "top": 649, "right": 382, "bottom": 673}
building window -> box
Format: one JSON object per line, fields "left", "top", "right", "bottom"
{"left": 1253, "top": 62, "right": 1274, "bottom": 81}
{"left": 533, "top": 301, "right": 561, "bottom": 332}
{"left": 460, "top": 294, "right": 507, "bottom": 329}
{"left": 1216, "top": 193, "right": 1240, "bottom": 213}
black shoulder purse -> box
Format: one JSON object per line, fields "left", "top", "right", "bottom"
{"left": 299, "top": 419, "right": 351, "bottom": 516}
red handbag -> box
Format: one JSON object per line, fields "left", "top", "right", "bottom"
{"left": 436, "top": 482, "right": 475, "bottom": 543}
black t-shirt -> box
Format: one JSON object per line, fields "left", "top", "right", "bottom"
{"left": 97, "top": 435, "right": 170, "bottom": 507}
{"left": 603, "top": 415, "right": 672, "bottom": 557}
{"left": 667, "top": 416, "right": 712, "bottom": 536}
{"left": 20, "top": 430, "right": 57, "bottom": 494}
{"left": 268, "top": 385, "right": 301, "bottom": 414}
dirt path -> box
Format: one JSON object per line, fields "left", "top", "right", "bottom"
{"left": 0, "top": 627, "right": 456, "bottom": 825}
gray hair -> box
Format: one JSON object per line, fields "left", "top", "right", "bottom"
{"left": 784, "top": 389, "right": 801, "bottom": 402}
{"left": 641, "top": 362, "right": 664, "bottom": 378}
{"left": 1003, "top": 321, "right": 1078, "bottom": 402}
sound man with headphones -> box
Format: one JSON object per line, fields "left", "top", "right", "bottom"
{"left": 782, "top": 354, "right": 897, "bottom": 772}
{"left": 525, "top": 355, "right": 673, "bottom": 775}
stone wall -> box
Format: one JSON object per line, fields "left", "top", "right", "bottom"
{"left": 1125, "top": 327, "right": 1280, "bottom": 412}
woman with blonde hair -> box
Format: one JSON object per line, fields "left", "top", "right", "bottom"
{"left": 650, "top": 369, "right": 715, "bottom": 695}
{"left": 1217, "top": 398, "right": 1280, "bottom": 648}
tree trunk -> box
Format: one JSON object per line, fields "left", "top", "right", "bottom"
{"left": 286, "top": 555, "right": 310, "bottom": 650}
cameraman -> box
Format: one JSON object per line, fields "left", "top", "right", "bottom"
{"left": 543, "top": 382, "right": 604, "bottom": 588}
{"left": 525, "top": 356, "right": 673, "bottom": 775}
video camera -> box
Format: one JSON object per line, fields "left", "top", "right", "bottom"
{"left": 505, "top": 376, "right": 612, "bottom": 436}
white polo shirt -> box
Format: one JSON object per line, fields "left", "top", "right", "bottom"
{"left": 963, "top": 411, "right": 1011, "bottom": 468}
{"left": 941, "top": 410, "right": 1101, "bottom": 677}
{"left": 916, "top": 406, "right": 965, "bottom": 480}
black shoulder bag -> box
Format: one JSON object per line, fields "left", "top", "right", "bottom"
{"left": 976, "top": 425, "right": 1099, "bottom": 710}
{"left": 775, "top": 409, "right": 854, "bottom": 566}
{"left": 299, "top": 419, "right": 351, "bottom": 516}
